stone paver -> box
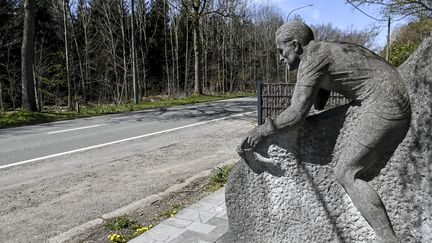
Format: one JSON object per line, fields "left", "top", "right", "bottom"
{"left": 131, "top": 188, "right": 227, "bottom": 243}
{"left": 162, "top": 218, "right": 193, "bottom": 228}
{"left": 175, "top": 208, "right": 219, "bottom": 224}
{"left": 185, "top": 222, "right": 216, "bottom": 234}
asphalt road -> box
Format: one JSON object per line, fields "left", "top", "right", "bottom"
{"left": 0, "top": 97, "right": 256, "bottom": 168}
{"left": 0, "top": 97, "right": 257, "bottom": 242}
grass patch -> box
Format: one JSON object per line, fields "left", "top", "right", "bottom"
{"left": 105, "top": 204, "right": 184, "bottom": 242}
{"left": 105, "top": 216, "right": 151, "bottom": 242}
{"left": 155, "top": 203, "right": 183, "bottom": 219}
{"left": 105, "top": 216, "right": 140, "bottom": 232}
{"left": 0, "top": 92, "right": 255, "bottom": 129}
{"left": 205, "top": 164, "right": 235, "bottom": 192}
{"left": 0, "top": 110, "right": 76, "bottom": 128}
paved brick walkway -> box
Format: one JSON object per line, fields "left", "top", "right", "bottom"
{"left": 130, "top": 188, "right": 227, "bottom": 243}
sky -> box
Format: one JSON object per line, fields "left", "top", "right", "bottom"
{"left": 257, "top": 0, "right": 405, "bottom": 49}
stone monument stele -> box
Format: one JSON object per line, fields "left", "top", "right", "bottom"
{"left": 218, "top": 21, "right": 432, "bottom": 243}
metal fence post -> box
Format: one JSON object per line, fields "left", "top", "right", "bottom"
{"left": 257, "top": 82, "right": 263, "bottom": 125}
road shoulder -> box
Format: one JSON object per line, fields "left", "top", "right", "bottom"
{"left": 50, "top": 161, "right": 234, "bottom": 243}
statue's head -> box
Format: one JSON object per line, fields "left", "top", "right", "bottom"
{"left": 276, "top": 21, "right": 314, "bottom": 70}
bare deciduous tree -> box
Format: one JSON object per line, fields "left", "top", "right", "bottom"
{"left": 21, "top": 0, "right": 38, "bottom": 111}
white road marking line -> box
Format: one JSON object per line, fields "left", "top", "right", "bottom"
{"left": 47, "top": 124, "right": 106, "bottom": 134}
{"left": 0, "top": 111, "right": 254, "bottom": 170}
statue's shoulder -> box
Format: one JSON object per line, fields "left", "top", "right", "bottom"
{"left": 306, "top": 40, "right": 326, "bottom": 54}
{"left": 301, "top": 41, "right": 332, "bottom": 71}
{"left": 307, "top": 41, "right": 383, "bottom": 64}
{"left": 310, "top": 40, "right": 364, "bottom": 51}
{"left": 304, "top": 41, "right": 334, "bottom": 60}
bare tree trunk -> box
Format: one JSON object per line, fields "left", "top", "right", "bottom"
{"left": 203, "top": 31, "right": 208, "bottom": 92}
{"left": 216, "top": 20, "right": 221, "bottom": 93}
{"left": 131, "top": 0, "right": 139, "bottom": 103}
{"left": 141, "top": 48, "right": 147, "bottom": 97}
{"left": 174, "top": 17, "right": 180, "bottom": 94}
{"left": 103, "top": 4, "right": 120, "bottom": 101}
{"left": 68, "top": 5, "right": 86, "bottom": 102}
{"left": 241, "top": 29, "right": 246, "bottom": 91}
{"left": 21, "top": 0, "right": 38, "bottom": 111}
{"left": 222, "top": 32, "right": 225, "bottom": 94}
{"left": 204, "top": 45, "right": 208, "bottom": 93}
{"left": 36, "top": 40, "right": 45, "bottom": 106}
{"left": 184, "top": 19, "right": 189, "bottom": 93}
{"left": 32, "top": 67, "right": 39, "bottom": 110}
{"left": 229, "top": 27, "right": 234, "bottom": 92}
{"left": 63, "top": 0, "right": 72, "bottom": 108}
{"left": 119, "top": 0, "right": 128, "bottom": 101}
{"left": 193, "top": 17, "right": 201, "bottom": 94}
{"left": 217, "top": 61, "right": 220, "bottom": 93}
{"left": 72, "top": 34, "right": 85, "bottom": 99}
{"left": 169, "top": 14, "right": 176, "bottom": 94}
{"left": 82, "top": 11, "right": 90, "bottom": 100}
{"left": 137, "top": 0, "right": 147, "bottom": 97}
{"left": 163, "top": 0, "right": 171, "bottom": 95}
{"left": 138, "top": 28, "right": 146, "bottom": 97}
{"left": 201, "top": 17, "right": 208, "bottom": 93}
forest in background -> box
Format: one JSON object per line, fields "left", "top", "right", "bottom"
{"left": 0, "top": 0, "right": 430, "bottom": 112}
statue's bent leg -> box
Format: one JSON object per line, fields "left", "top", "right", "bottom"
{"left": 334, "top": 140, "right": 398, "bottom": 242}
{"left": 333, "top": 99, "right": 410, "bottom": 242}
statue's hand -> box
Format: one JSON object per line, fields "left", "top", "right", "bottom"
{"left": 239, "top": 118, "right": 276, "bottom": 151}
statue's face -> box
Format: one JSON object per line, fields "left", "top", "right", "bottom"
{"left": 276, "top": 34, "right": 301, "bottom": 71}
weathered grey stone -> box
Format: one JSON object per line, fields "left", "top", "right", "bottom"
{"left": 219, "top": 22, "right": 432, "bottom": 243}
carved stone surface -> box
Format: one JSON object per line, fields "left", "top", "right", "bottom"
{"left": 218, "top": 35, "right": 432, "bottom": 242}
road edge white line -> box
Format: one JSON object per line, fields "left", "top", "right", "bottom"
{"left": 0, "top": 112, "right": 254, "bottom": 170}
{"left": 47, "top": 124, "right": 106, "bottom": 134}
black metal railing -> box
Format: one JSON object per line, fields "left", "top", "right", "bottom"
{"left": 257, "top": 83, "right": 350, "bottom": 125}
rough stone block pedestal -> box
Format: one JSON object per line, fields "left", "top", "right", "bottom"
{"left": 218, "top": 37, "right": 432, "bottom": 242}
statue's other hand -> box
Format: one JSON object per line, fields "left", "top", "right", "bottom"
{"left": 237, "top": 128, "right": 260, "bottom": 159}
{"left": 237, "top": 128, "right": 256, "bottom": 152}
{"left": 246, "top": 128, "right": 264, "bottom": 148}
{"left": 239, "top": 119, "right": 276, "bottom": 152}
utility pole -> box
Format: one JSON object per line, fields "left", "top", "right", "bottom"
{"left": 131, "top": 0, "right": 139, "bottom": 103}
{"left": 386, "top": 16, "right": 391, "bottom": 61}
